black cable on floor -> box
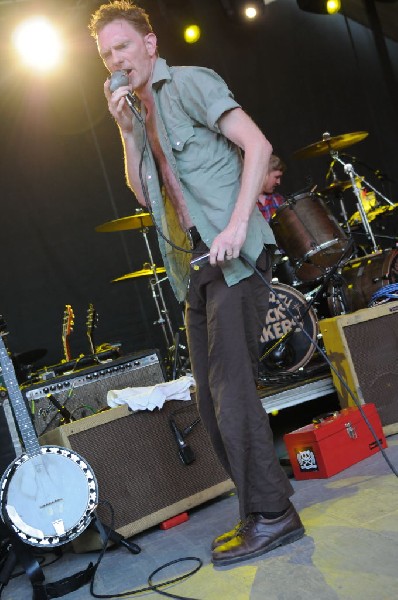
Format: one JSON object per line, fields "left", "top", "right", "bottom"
{"left": 90, "top": 502, "right": 203, "bottom": 600}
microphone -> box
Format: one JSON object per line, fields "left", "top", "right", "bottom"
{"left": 46, "top": 394, "right": 76, "bottom": 424}
{"left": 109, "top": 70, "right": 143, "bottom": 123}
{"left": 169, "top": 418, "right": 196, "bottom": 465}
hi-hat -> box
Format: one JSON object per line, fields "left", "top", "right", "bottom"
{"left": 318, "top": 180, "right": 353, "bottom": 194}
{"left": 96, "top": 213, "right": 153, "bottom": 232}
{"left": 293, "top": 131, "right": 368, "bottom": 159}
{"left": 112, "top": 267, "right": 166, "bottom": 282}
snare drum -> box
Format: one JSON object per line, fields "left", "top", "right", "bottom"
{"left": 260, "top": 282, "right": 318, "bottom": 373}
{"left": 328, "top": 249, "right": 398, "bottom": 315}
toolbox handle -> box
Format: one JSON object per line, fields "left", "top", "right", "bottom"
{"left": 312, "top": 411, "right": 339, "bottom": 425}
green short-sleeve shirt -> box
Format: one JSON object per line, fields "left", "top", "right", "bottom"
{"left": 132, "top": 57, "right": 276, "bottom": 302}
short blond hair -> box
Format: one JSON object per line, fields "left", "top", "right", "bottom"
{"left": 88, "top": 1, "right": 153, "bottom": 39}
{"left": 268, "top": 154, "right": 286, "bottom": 173}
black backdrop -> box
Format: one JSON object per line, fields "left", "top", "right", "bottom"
{"left": 0, "top": 0, "right": 397, "bottom": 373}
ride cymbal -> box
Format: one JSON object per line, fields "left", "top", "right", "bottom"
{"left": 96, "top": 213, "right": 153, "bottom": 232}
{"left": 112, "top": 267, "right": 166, "bottom": 282}
{"left": 293, "top": 131, "right": 369, "bottom": 159}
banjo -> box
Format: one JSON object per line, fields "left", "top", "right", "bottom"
{"left": 0, "top": 323, "right": 98, "bottom": 547}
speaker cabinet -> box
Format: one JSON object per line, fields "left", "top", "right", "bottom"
{"left": 319, "top": 301, "right": 398, "bottom": 435}
{"left": 23, "top": 351, "right": 165, "bottom": 436}
{"left": 39, "top": 400, "right": 233, "bottom": 550}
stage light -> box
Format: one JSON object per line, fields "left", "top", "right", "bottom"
{"left": 326, "top": 0, "right": 341, "bottom": 14}
{"left": 184, "top": 24, "right": 201, "bottom": 44}
{"left": 12, "top": 16, "right": 63, "bottom": 71}
{"left": 244, "top": 5, "right": 258, "bottom": 19}
{"left": 242, "top": 1, "right": 265, "bottom": 20}
{"left": 297, "top": 0, "right": 341, "bottom": 15}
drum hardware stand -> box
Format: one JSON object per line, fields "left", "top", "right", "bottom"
{"left": 351, "top": 229, "right": 398, "bottom": 247}
{"left": 138, "top": 225, "right": 175, "bottom": 349}
{"left": 303, "top": 239, "right": 355, "bottom": 315}
{"left": 331, "top": 152, "right": 394, "bottom": 254}
{"left": 137, "top": 225, "right": 190, "bottom": 379}
{"left": 324, "top": 161, "right": 354, "bottom": 238}
{"left": 166, "top": 327, "right": 191, "bottom": 380}
{"left": 147, "top": 270, "right": 175, "bottom": 348}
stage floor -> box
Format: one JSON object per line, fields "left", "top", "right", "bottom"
{"left": 2, "top": 406, "right": 397, "bottom": 600}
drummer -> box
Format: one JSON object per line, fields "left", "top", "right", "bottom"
{"left": 257, "top": 155, "right": 299, "bottom": 286}
{"left": 257, "top": 154, "right": 287, "bottom": 222}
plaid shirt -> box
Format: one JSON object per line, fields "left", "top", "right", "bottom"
{"left": 257, "top": 193, "right": 285, "bottom": 223}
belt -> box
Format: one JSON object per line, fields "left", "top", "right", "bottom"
{"left": 186, "top": 226, "right": 202, "bottom": 250}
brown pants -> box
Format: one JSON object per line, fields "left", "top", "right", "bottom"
{"left": 186, "top": 245, "right": 294, "bottom": 519}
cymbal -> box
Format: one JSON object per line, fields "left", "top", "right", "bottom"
{"left": 318, "top": 180, "right": 352, "bottom": 194}
{"left": 95, "top": 213, "right": 153, "bottom": 232}
{"left": 348, "top": 193, "right": 383, "bottom": 227}
{"left": 293, "top": 131, "right": 369, "bottom": 159}
{"left": 112, "top": 267, "right": 166, "bottom": 282}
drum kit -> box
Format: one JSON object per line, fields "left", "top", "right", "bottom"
{"left": 260, "top": 130, "right": 398, "bottom": 376}
{"left": 95, "top": 212, "right": 176, "bottom": 351}
{"left": 95, "top": 130, "right": 398, "bottom": 378}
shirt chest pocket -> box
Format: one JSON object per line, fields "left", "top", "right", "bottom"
{"left": 169, "top": 124, "right": 195, "bottom": 152}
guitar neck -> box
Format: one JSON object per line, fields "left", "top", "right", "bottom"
{"left": 86, "top": 304, "right": 97, "bottom": 355}
{"left": 62, "top": 305, "right": 74, "bottom": 362}
{"left": 63, "top": 337, "right": 72, "bottom": 362}
{"left": 0, "top": 338, "right": 41, "bottom": 456}
{"left": 87, "top": 329, "right": 95, "bottom": 355}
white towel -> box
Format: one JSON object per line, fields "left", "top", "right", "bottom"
{"left": 106, "top": 374, "right": 196, "bottom": 411}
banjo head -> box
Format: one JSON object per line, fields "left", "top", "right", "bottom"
{"left": 0, "top": 445, "right": 98, "bottom": 547}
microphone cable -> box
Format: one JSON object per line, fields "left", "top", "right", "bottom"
{"left": 240, "top": 253, "right": 398, "bottom": 479}
{"left": 89, "top": 501, "right": 203, "bottom": 600}
{"left": 109, "top": 70, "right": 201, "bottom": 258}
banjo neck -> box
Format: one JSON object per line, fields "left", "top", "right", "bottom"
{"left": 0, "top": 335, "right": 41, "bottom": 456}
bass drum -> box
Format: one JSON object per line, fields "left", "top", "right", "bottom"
{"left": 271, "top": 193, "right": 349, "bottom": 282}
{"left": 259, "top": 283, "right": 318, "bottom": 373}
{"left": 328, "top": 249, "right": 398, "bottom": 315}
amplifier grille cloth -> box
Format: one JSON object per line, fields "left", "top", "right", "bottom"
{"left": 66, "top": 400, "right": 231, "bottom": 534}
{"left": 344, "top": 313, "right": 398, "bottom": 427}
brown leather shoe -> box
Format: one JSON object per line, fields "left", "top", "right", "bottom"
{"left": 211, "top": 520, "right": 243, "bottom": 550}
{"left": 211, "top": 504, "right": 305, "bottom": 566}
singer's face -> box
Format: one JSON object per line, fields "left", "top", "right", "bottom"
{"left": 97, "top": 20, "right": 157, "bottom": 94}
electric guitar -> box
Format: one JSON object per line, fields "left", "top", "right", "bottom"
{"left": 62, "top": 304, "right": 74, "bottom": 362}
{"left": 86, "top": 303, "right": 98, "bottom": 356}
{"left": 0, "top": 318, "right": 98, "bottom": 547}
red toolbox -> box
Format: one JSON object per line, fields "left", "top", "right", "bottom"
{"left": 283, "top": 403, "right": 387, "bottom": 480}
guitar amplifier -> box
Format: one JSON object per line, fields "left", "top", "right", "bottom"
{"left": 39, "top": 400, "right": 234, "bottom": 551}
{"left": 23, "top": 351, "right": 165, "bottom": 437}
{"left": 319, "top": 301, "right": 398, "bottom": 436}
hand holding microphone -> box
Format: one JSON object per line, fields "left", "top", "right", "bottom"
{"left": 109, "top": 70, "right": 143, "bottom": 123}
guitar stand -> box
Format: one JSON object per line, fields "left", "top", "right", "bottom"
{"left": 0, "top": 526, "right": 96, "bottom": 600}
{"left": 0, "top": 516, "right": 140, "bottom": 599}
